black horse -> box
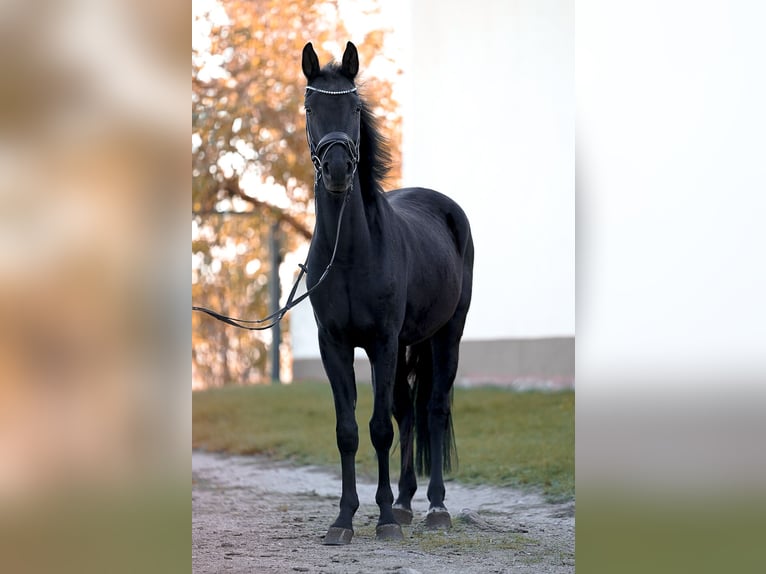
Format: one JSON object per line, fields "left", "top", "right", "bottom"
{"left": 302, "top": 41, "right": 474, "bottom": 545}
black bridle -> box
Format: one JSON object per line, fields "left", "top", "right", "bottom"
{"left": 305, "top": 85, "right": 361, "bottom": 183}
{"left": 192, "top": 84, "right": 359, "bottom": 331}
{"left": 309, "top": 131, "right": 360, "bottom": 178}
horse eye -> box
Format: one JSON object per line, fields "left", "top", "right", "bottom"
{"left": 304, "top": 107, "right": 312, "bottom": 114}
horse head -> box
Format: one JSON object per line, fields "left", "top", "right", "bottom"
{"left": 302, "top": 41, "right": 362, "bottom": 193}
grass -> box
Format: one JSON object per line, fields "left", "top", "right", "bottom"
{"left": 413, "top": 526, "right": 537, "bottom": 553}
{"left": 192, "top": 382, "right": 573, "bottom": 500}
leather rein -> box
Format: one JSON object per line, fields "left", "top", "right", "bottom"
{"left": 192, "top": 85, "right": 359, "bottom": 331}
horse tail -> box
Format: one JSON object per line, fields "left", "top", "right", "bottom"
{"left": 409, "top": 342, "right": 457, "bottom": 476}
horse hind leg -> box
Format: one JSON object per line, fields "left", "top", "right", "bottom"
{"left": 405, "top": 338, "right": 450, "bottom": 530}
{"left": 423, "top": 311, "right": 469, "bottom": 531}
{"left": 422, "top": 235, "right": 472, "bottom": 530}
{"left": 392, "top": 344, "right": 416, "bottom": 525}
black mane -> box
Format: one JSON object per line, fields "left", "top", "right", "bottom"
{"left": 317, "top": 63, "right": 392, "bottom": 195}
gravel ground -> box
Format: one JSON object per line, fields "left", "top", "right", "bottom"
{"left": 192, "top": 451, "right": 574, "bottom": 573}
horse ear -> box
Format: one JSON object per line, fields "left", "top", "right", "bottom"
{"left": 340, "top": 41, "right": 359, "bottom": 80}
{"left": 302, "top": 42, "right": 320, "bottom": 81}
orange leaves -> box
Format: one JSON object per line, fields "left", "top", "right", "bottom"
{"left": 192, "top": 0, "right": 402, "bottom": 385}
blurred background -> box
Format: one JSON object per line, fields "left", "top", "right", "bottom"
{"left": 0, "top": 0, "right": 188, "bottom": 572}
{"left": 577, "top": 2, "right": 766, "bottom": 572}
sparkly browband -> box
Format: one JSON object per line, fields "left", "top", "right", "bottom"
{"left": 305, "top": 85, "right": 358, "bottom": 95}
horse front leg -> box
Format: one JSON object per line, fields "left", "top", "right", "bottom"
{"left": 368, "top": 336, "right": 404, "bottom": 541}
{"left": 319, "top": 334, "right": 359, "bottom": 545}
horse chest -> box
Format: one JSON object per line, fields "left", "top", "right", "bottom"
{"left": 310, "top": 272, "right": 400, "bottom": 339}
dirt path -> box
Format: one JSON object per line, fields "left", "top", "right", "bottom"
{"left": 192, "top": 451, "right": 574, "bottom": 573}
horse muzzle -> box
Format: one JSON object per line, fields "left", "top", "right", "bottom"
{"left": 312, "top": 131, "right": 359, "bottom": 193}
{"left": 321, "top": 156, "right": 354, "bottom": 192}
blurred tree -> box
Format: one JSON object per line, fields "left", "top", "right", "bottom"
{"left": 192, "top": 0, "right": 401, "bottom": 387}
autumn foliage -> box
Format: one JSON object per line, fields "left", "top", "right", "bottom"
{"left": 192, "top": 0, "right": 401, "bottom": 386}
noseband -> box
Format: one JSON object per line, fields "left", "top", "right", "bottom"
{"left": 305, "top": 85, "right": 361, "bottom": 183}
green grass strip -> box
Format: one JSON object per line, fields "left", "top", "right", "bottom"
{"left": 193, "top": 382, "right": 573, "bottom": 500}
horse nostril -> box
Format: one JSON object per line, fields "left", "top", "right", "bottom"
{"left": 346, "top": 161, "right": 353, "bottom": 173}
{"left": 322, "top": 161, "right": 330, "bottom": 173}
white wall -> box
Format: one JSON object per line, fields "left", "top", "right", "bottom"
{"left": 402, "top": 0, "right": 574, "bottom": 339}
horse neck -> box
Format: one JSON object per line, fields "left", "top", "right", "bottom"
{"left": 311, "top": 174, "right": 380, "bottom": 265}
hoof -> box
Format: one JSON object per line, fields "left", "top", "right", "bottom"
{"left": 323, "top": 526, "right": 353, "bottom": 545}
{"left": 376, "top": 523, "right": 404, "bottom": 541}
{"left": 392, "top": 505, "right": 413, "bottom": 525}
{"left": 424, "top": 508, "right": 452, "bottom": 530}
